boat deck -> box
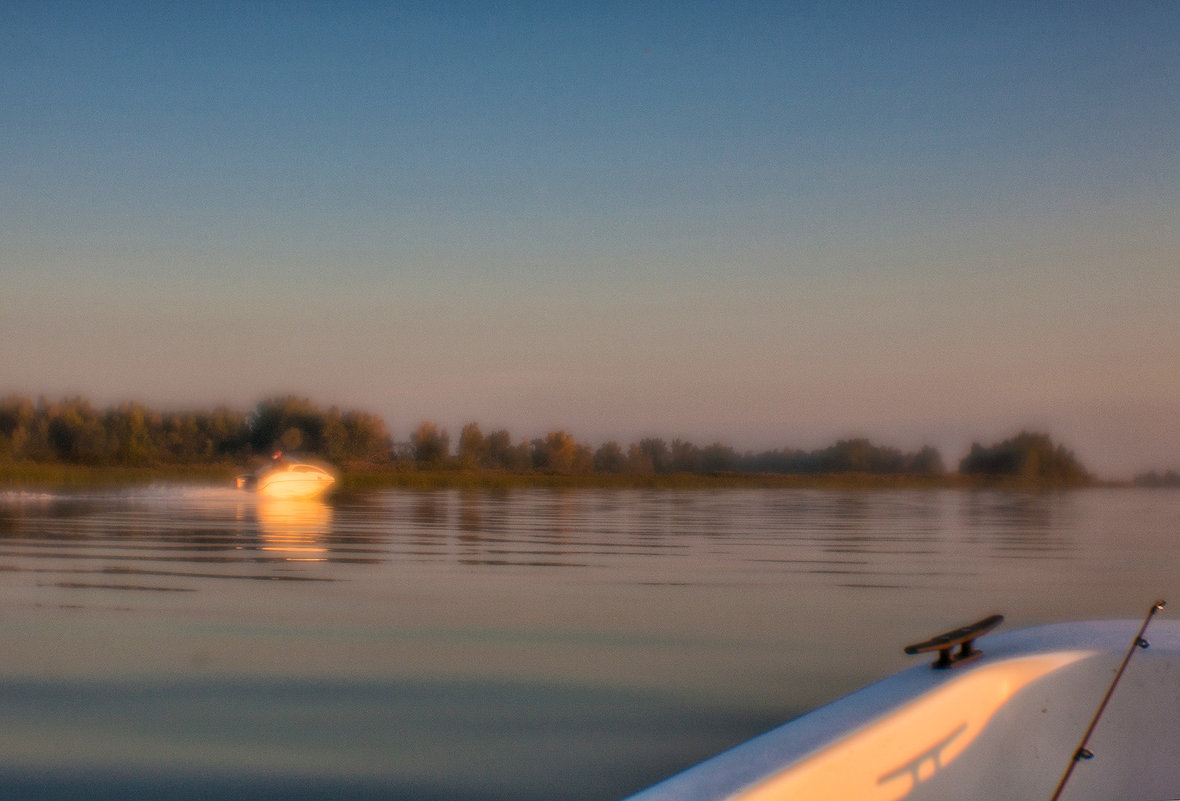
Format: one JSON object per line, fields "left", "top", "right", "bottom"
{"left": 626, "top": 617, "right": 1180, "bottom": 801}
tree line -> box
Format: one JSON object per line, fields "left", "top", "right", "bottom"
{"left": 1133, "top": 470, "right": 1180, "bottom": 488}
{"left": 0, "top": 394, "right": 1092, "bottom": 482}
{"left": 0, "top": 395, "right": 388, "bottom": 467}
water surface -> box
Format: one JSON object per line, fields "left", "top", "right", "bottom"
{"left": 1, "top": 487, "right": 1177, "bottom": 799}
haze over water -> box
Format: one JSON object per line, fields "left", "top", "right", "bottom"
{"left": 1, "top": 486, "right": 1177, "bottom": 799}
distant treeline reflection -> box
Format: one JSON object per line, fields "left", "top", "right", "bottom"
{"left": 0, "top": 395, "right": 1092, "bottom": 484}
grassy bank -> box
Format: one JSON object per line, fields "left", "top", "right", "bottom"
{"left": 335, "top": 468, "right": 971, "bottom": 490}
{"left": 0, "top": 463, "right": 239, "bottom": 489}
{"left": 0, "top": 462, "right": 1101, "bottom": 492}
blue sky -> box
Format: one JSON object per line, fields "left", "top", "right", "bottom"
{"left": 2, "top": 2, "right": 1178, "bottom": 477}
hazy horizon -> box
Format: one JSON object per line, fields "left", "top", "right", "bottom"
{"left": 3, "top": 3, "right": 1178, "bottom": 480}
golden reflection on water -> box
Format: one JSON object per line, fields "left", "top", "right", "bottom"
{"left": 256, "top": 497, "right": 331, "bottom": 561}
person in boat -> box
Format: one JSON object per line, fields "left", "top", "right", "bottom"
{"left": 271, "top": 449, "right": 289, "bottom": 471}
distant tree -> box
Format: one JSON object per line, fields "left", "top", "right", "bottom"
{"left": 483, "top": 428, "right": 521, "bottom": 469}
{"left": 528, "top": 438, "right": 545, "bottom": 469}
{"left": 163, "top": 412, "right": 209, "bottom": 462}
{"left": 199, "top": 406, "right": 251, "bottom": 459}
{"left": 510, "top": 438, "right": 534, "bottom": 470}
{"left": 959, "top": 431, "right": 1090, "bottom": 485}
{"left": 819, "top": 439, "right": 871, "bottom": 473}
{"left": 411, "top": 421, "right": 450, "bottom": 467}
{"left": 244, "top": 397, "right": 390, "bottom": 463}
{"left": 249, "top": 396, "right": 328, "bottom": 454}
{"left": 1134, "top": 470, "right": 1180, "bottom": 488}
{"left": 46, "top": 397, "right": 109, "bottom": 465}
{"left": 457, "top": 423, "right": 487, "bottom": 468}
{"left": 108, "top": 402, "right": 160, "bottom": 465}
{"left": 391, "top": 439, "right": 416, "bottom": 463}
{"left": 670, "top": 439, "right": 703, "bottom": 473}
{"left": 906, "top": 446, "right": 946, "bottom": 475}
{"left": 593, "top": 441, "right": 628, "bottom": 473}
{"left": 0, "top": 396, "right": 36, "bottom": 461}
{"left": 18, "top": 397, "right": 56, "bottom": 462}
{"left": 701, "top": 442, "right": 740, "bottom": 473}
{"left": 626, "top": 443, "right": 653, "bottom": 474}
{"left": 531, "top": 430, "right": 591, "bottom": 473}
{"left": 571, "top": 443, "right": 594, "bottom": 473}
{"left": 740, "top": 440, "right": 943, "bottom": 476}
{"left": 814, "top": 439, "right": 907, "bottom": 473}
{"left": 279, "top": 427, "right": 304, "bottom": 451}
{"left": 745, "top": 447, "right": 811, "bottom": 473}
{"left": 324, "top": 409, "right": 391, "bottom": 464}
{"left": 631, "top": 438, "right": 671, "bottom": 474}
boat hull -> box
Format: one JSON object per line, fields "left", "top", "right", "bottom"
{"left": 624, "top": 620, "right": 1180, "bottom": 801}
{"left": 237, "top": 463, "right": 336, "bottom": 500}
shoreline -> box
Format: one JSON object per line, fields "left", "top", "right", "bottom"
{"left": 0, "top": 463, "right": 1122, "bottom": 492}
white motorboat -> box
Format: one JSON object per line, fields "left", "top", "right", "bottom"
{"left": 625, "top": 604, "right": 1177, "bottom": 801}
{"left": 235, "top": 458, "right": 337, "bottom": 500}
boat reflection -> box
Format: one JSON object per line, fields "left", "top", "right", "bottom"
{"left": 256, "top": 498, "right": 332, "bottom": 562}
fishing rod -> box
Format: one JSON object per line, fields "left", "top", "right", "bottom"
{"left": 1047, "top": 599, "right": 1166, "bottom": 801}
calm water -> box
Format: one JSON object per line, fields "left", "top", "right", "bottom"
{"left": 0, "top": 486, "right": 1177, "bottom": 799}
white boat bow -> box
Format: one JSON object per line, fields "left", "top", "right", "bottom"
{"left": 625, "top": 610, "right": 1180, "bottom": 801}
{"left": 235, "top": 460, "right": 337, "bottom": 500}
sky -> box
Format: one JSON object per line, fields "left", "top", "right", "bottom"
{"left": 2, "top": 2, "right": 1177, "bottom": 478}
